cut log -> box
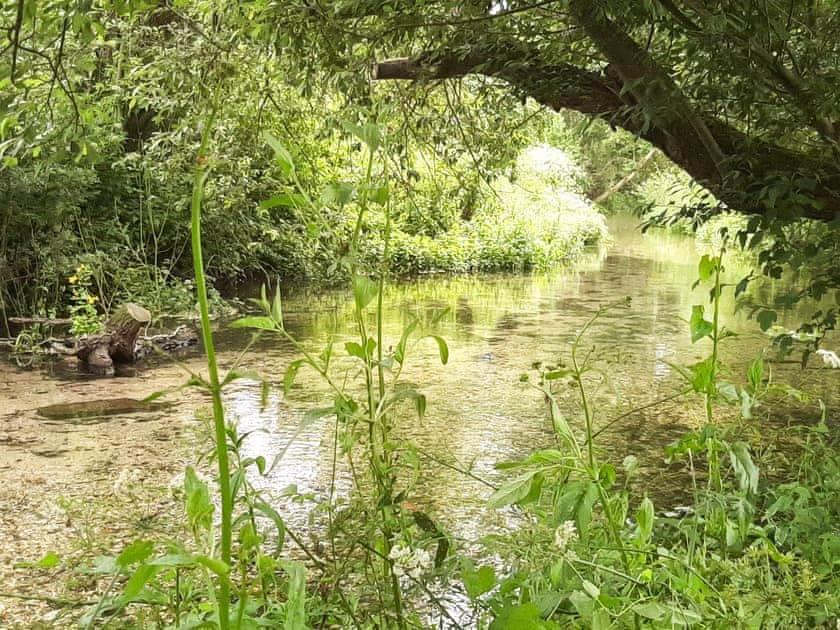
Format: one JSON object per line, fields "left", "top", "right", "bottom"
{"left": 76, "top": 303, "right": 151, "bottom": 374}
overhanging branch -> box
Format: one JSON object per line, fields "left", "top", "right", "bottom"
{"left": 372, "top": 49, "right": 840, "bottom": 222}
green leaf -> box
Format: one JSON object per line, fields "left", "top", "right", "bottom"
{"left": 184, "top": 467, "right": 213, "bottom": 533}
{"left": 757, "top": 309, "right": 777, "bottom": 331}
{"left": 428, "top": 335, "right": 449, "bottom": 365}
{"left": 554, "top": 481, "right": 599, "bottom": 535}
{"left": 121, "top": 564, "right": 162, "bottom": 601}
{"left": 463, "top": 565, "right": 496, "bottom": 600}
{"left": 272, "top": 284, "right": 284, "bottom": 324}
{"left": 490, "top": 602, "right": 553, "bottom": 629}
{"left": 342, "top": 121, "right": 381, "bottom": 151}
{"left": 263, "top": 132, "right": 295, "bottom": 178}
{"left": 729, "top": 442, "right": 759, "bottom": 495}
{"left": 636, "top": 497, "right": 654, "bottom": 544}
{"left": 254, "top": 501, "right": 287, "bottom": 557}
{"left": 284, "top": 360, "right": 304, "bottom": 395}
{"left": 697, "top": 254, "right": 717, "bottom": 281}
{"left": 735, "top": 276, "right": 750, "bottom": 296}
{"left": 320, "top": 182, "right": 356, "bottom": 206}
{"left": 259, "top": 193, "right": 307, "bottom": 211}
{"left": 194, "top": 554, "right": 230, "bottom": 577}
{"left": 689, "top": 305, "right": 714, "bottom": 342}
{"left": 352, "top": 275, "right": 378, "bottom": 311}
{"left": 36, "top": 552, "right": 60, "bottom": 568}
{"left": 582, "top": 580, "right": 600, "bottom": 599}
{"left": 394, "top": 318, "right": 419, "bottom": 364}
{"left": 280, "top": 560, "right": 307, "bottom": 629}
{"left": 345, "top": 341, "right": 367, "bottom": 360}
{"left": 117, "top": 540, "right": 155, "bottom": 567}
{"left": 633, "top": 601, "right": 669, "bottom": 620}
{"left": 543, "top": 369, "right": 570, "bottom": 380}
{"left": 231, "top": 316, "right": 277, "bottom": 331}
{"left": 369, "top": 184, "right": 389, "bottom": 205}
{"left": 747, "top": 357, "right": 764, "bottom": 391}
{"left": 221, "top": 368, "right": 263, "bottom": 386}
{"left": 488, "top": 472, "right": 541, "bottom": 508}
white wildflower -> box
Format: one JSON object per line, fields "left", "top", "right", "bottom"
{"left": 112, "top": 468, "right": 142, "bottom": 496}
{"left": 388, "top": 543, "right": 431, "bottom": 580}
{"left": 816, "top": 349, "right": 840, "bottom": 369}
{"left": 554, "top": 520, "right": 578, "bottom": 551}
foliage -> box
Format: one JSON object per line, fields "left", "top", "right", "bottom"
{"left": 67, "top": 263, "right": 105, "bottom": 336}
{"left": 463, "top": 262, "right": 839, "bottom": 628}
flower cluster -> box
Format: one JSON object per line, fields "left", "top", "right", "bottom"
{"left": 815, "top": 349, "right": 840, "bottom": 369}
{"left": 554, "top": 520, "right": 578, "bottom": 551}
{"left": 388, "top": 543, "right": 432, "bottom": 579}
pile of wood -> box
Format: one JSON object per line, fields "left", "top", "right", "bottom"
{"left": 5, "top": 303, "right": 199, "bottom": 375}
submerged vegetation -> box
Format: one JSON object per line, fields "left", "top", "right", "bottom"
{"left": 1, "top": 1, "right": 839, "bottom": 628}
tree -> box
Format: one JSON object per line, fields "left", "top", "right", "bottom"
{"left": 359, "top": 1, "right": 840, "bottom": 225}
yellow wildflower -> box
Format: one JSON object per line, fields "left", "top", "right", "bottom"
{"left": 68, "top": 275, "right": 79, "bottom": 284}
{"left": 87, "top": 295, "right": 99, "bottom": 304}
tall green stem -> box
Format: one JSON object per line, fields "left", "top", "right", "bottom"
{"left": 190, "top": 108, "right": 232, "bottom": 630}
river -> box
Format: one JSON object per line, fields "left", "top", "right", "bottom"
{"left": 0, "top": 214, "right": 835, "bottom": 569}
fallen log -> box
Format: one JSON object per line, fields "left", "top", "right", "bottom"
{"left": 3, "top": 304, "right": 199, "bottom": 374}
{"left": 9, "top": 316, "right": 73, "bottom": 326}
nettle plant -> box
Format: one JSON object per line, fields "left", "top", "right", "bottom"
{"left": 455, "top": 249, "right": 834, "bottom": 628}
{"left": 231, "top": 121, "right": 455, "bottom": 628}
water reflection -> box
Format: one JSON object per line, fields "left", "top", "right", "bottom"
{"left": 208, "top": 214, "right": 833, "bottom": 537}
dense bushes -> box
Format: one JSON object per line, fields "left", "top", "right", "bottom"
{"left": 375, "top": 145, "right": 608, "bottom": 275}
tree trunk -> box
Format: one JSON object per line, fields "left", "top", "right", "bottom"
{"left": 75, "top": 303, "right": 151, "bottom": 374}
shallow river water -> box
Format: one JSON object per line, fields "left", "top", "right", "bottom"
{"left": 2, "top": 215, "right": 836, "bottom": 546}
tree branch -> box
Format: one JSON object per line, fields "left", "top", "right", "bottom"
{"left": 372, "top": 48, "right": 840, "bottom": 223}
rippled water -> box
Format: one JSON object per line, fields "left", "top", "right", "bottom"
{"left": 208, "top": 215, "right": 836, "bottom": 537}
{"left": 3, "top": 215, "right": 836, "bottom": 540}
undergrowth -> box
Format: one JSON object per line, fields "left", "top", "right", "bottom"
{"left": 7, "top": 120, "right": 838, "bottom": 630}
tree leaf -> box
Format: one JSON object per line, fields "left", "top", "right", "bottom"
{"left": 757, "top": 309, "right": 777, "bottom": 331}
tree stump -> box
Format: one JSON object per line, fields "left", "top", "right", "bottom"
{"left": 76, "top": 303, "right": 151, "bottom": 374}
